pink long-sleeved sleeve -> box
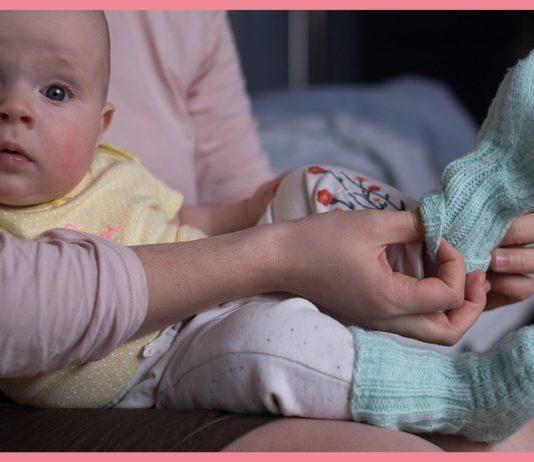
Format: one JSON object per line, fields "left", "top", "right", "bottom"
{"left": 105, "top": 11, "right": 273, "bottom": 205}
{"left": 187, "top": 12, "right": 274, "bottom": 204}
{"left": 0, "top": 229, "right": 148, "bottom": 377}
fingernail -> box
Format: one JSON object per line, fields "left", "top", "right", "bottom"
{"left": 484, "top": 280, "right": 491, "bottom": 293}
{"left": 494, "top": 250, "right": 509, "bottom": 270}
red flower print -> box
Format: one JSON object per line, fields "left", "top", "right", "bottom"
{"left": 317, "top": 189, "right": 334, "bottom": 206}
{"left": 307, "top": 166, "right": 324, "bottom": 174}
{"left": 368, "top": 185, "right": 381, "bottom": 193}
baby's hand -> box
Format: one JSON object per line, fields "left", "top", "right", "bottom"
{"left": 244, "top": 173, "right": 288, "bottom": 226}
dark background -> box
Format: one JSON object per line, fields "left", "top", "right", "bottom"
{"left": 229, "top": 12, "right": 534, "bottom": 123}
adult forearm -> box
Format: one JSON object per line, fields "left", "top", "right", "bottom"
{"left": 0, "top": 230, "right": 148, "bottom": 377}
{"left": 132, "top": 223, "right": 279, "bottom": 336}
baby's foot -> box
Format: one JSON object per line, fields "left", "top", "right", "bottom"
{"left": 351, "top": 326, "right": 534, "bottom": 442}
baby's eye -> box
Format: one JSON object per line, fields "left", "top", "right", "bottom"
{"left": 42, "top": 84, "right": 70, "bottom": 102}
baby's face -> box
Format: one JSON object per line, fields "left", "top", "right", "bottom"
{"left": 0, "top": 12, "right": 113, "bottom": 206}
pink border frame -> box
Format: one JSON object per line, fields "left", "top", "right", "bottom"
{"left": 0, "top": 0, "right": 533, "bottom": 9}
{"left": 0, "top": 2, "right": 532, "bottom": 460}
{"left": 2, "top": 451, "right": 534, "bottom": 460}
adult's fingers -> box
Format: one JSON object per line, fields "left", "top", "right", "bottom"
{"left": 443, "top": 270, "right": 488, "bottom": 338}
{"left": 491, "top": 246, "right": 534, "bottom": 273}
{"left": 385, "top": 239, "right": 465, "bottom": 315}
{"left": 485, "top": 291, "right": 522, "bottom": 311}
{"left": 485, "top": 272, "right": 534, "bottom": 309}
{"left": 374, "top": 271, "right": 487, "bottom": 345}
{"left": 500, "top": 213, "right": 534, "bottom": 246}
{"left": 370, "top": 209, "right": 425, "bottom": 244}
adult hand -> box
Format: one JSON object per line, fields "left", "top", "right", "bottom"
{"left": 273, "top": 209, "right": 487, "bottom": 346}
{"left": 486, "top": 212, "right": 534, "bottom": 309}
{"left": 134, "top": 208, "right": 486, "bottom": 345}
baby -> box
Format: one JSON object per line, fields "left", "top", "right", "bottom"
{"left": 1, "top": 11, "right": 534, "bottom": 444}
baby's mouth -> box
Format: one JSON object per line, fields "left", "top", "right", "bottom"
{"left": 0, "top": 143, "right": 32, "bottom": 168}
{"left": 2, "top": 148, "right": 21, "bottom": 155}
{"left": 0, "top": 143, "right": 30, "bottom": 157}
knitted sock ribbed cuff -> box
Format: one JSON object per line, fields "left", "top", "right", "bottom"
{"left": 350, "top": 326, "right": 534, "bottom": 442}
{"left": 420, "top": 48, "right": 534, "bottom": 272}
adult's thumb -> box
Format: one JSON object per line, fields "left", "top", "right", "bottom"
{"left": 374, "top": 209, "right": 425, "bottom": 244}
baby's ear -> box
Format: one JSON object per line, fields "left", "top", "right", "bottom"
{"left": 99, "top": 102, "right": 115, "bottom": 135}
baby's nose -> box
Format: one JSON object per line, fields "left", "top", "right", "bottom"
{"left": 0, "top": 93, "right": 35, "bottom": 127}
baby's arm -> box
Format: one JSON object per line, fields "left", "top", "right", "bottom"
{"left": 177, "top": 175, "right": 285, "bottom": 236}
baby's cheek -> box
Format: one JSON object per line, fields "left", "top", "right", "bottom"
{"left": 49, "top": 140, "right": 96, "bottom": 195}
{"left": 62, "top": 151, "right": 93, "bottom": 177}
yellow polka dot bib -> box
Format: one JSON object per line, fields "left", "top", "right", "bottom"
{"left": 0, "top": 143, "right": 206, "bottom": 244}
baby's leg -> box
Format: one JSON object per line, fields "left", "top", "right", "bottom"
{"left": 155, "top": 294, "right": 354, "bottom": 419}
{"left": 156, "top": 298, "right": 534, "bottom": 443}
{"left": 269, "top": 165, "right": 419, "bottom": 218}
{"left": 259, "top": 165, "right": 425, "bottom": 279}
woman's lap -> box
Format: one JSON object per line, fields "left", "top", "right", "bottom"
{"left": 224, "top": 417, "right": 534, "bottom": 452}
{"left": 223, "top": 418, "right": 443, "bottom": 451}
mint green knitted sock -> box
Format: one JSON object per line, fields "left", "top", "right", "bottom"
{"left": 420, "top": 49, "right": 534, "bottom": 272}
{"left": 350, "top": 326, "right": 534, "bottom": 442}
